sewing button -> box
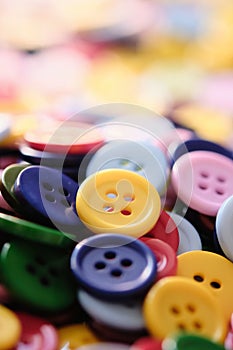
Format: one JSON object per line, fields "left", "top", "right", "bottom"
{"left": 167, "top": 212, "right": 202, "bottom": 254}
{"left": 171, "top": 151, "right": 233, "bottom": 216}
{"left": 57, "top": 323, "right": 99, "bottom": 349}
{"left": 24, "top": 121, "right": 104, "bottom": 154}
{"left": 85, "top": 139, "right": 169, "bottom": 195}
{"left": 78, "top": 289, "right": 145, "bottom": 331}
{"left": 0, "top": 304, "right": 21, "bottom": 350}
{"left": 0, "top": 239, "right": 76, "bottom": 312}
{"left": 140, "top": 237, "right": 177, "bottom": 280}
{"left": 15, "top": 312, "right": 58, "bottom": 350}
{"left": 76, "top": 169, "right": 161, "bottom": 237}
{"left": 146, "top": 211, "right": 179, "bottom": 252}
{"left": 0, "top": 114, "right": 11, "bottom": 142}
{"left": 71, "top": 234, "right": 157, "bottom": 300}
{"left": 131, "top": 336, "right": 162, "bottom": 350}
{"left": 163, "top": 333, "right": 225, "bottom": 350}
{"left": 215, "top": 195, "right": 233, "bottom": 261}
{"left": 177, "top": 250, "right": 233, "bottom": 322}
{"left": 0, "top": 212, "right": 73, "bottom": 248}
{"left": 143, "top": 276, "right": 227, "bottom": 342}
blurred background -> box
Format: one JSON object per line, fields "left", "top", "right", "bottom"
{"left": 0, "top": 0, "right": 232, "bottom": 148}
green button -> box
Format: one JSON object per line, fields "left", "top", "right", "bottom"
{"left": 0, "top": 239, "right": 77, "bottom": 313}
{"left": 0, "top": 213, "right": 74, "bottom": 248}
{"left": 163, "top": 333, "right": 225, "bottom": 350}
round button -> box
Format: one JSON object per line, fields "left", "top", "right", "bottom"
{"left": 171, "top": 151, "right": 233, "bottom": 216}
{"left": 85, "top": 139, "right": 169, "bottom": 196}
{"left": 146, "top": 211, "right": 179, "bottom": 252}
{"left": 143, "top": 276, "right": 227, "bottom": 342}
{"left": 0, "top": 212, "right": 73, "bottom": 248}
{"left": 177, "top": 250, "right": 233, "bottom": 322}
{"left": 15, "top": 312, "right": 58, "bottom": 350}
{"left": 163, "top": 333, "right": 226, "bottom": 350}
{"left": 78, "top": 289, "right": 145, "bottom": 331}
{"left": 216, "top": 195, "right": 233, "bottom": 261}
{"left": 131, "top": 337, "right": 162, "bottom": 350}
{"left": 57, "top": 323, "right": 99, "bottom": 349}
{"left": 76, "top": 169, "right": 161, "bottom": 237}
{"left": 24, "top": 121, "right": 104, "bottom": 154}
{"left": 0, "top": 239, "right": 76, "bottom": 312}
{"left": 167, "top": 212, "right": 202, "bottom": 254}
{"left": 0, "top": 304, "right": 21, "bottom": 350}
{"left": 71, "top": 234, "right": 157, "bottom": 300}
{"left": 140, "top": 238, "right": 177, "bottom": 280}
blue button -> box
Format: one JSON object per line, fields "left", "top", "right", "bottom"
{"left": 71, "top": 234, "right": 157, "bottom": 300}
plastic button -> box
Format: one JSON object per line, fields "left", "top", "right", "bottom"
{"left": 85, "top": 139, "right": 169, "bottom": 195}
{"left": 0, "top": 239, "right": 76, "bottom": 312}
{"left": 0, "top": 114, "right": 11, "bottom": 142}
{"left": 76, "top": 169, "right": 161, "bottom": 237}
{"left": 143, "top": 276, "right": 227, "bottom": 342}
{"left": 71, "top": 234, "right": 157, "bottom": 300}
{"left": 78, "top": 289, "right": 145, "bottom": 331}
{"left": 177, "top": 250, "right": 233, "bottom": 322}
{"left": 163, "top": 333, "right": 225, "bottom": 350}
{"left": 167, "top": 212, "right": 202, "bottom": 254}
{"left": 215, "top": 195, "right": 233, "bottom": 261}
{"left": 57, "top": 323, "right": 99, "bottom": 349}
{"left": 0, "top": 304, "right": 21, "bottom": 350}
{"left": 15, "top": 312, "right": 58, "bottom": 350}
{"left": 131, "top": 337, "right": 162, "bottom": 350}
{"left": 146, "top": 211, "right": 179, "bottom": 252}
{"left": 171, "top": 151, "right": 233, "bottom": 216}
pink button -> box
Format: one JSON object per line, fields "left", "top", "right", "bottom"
{"left": 171, "top": 151, "right": 233, "bottom": 216}
{"left": 131, "top": 336, "right": 162, "bottom": 350}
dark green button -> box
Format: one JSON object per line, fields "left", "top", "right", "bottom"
{"left": 163, "top": 333, "right": 225, "bottom": 350}
{"left": 0, "top": 239, "right": 77, "bottom": 313}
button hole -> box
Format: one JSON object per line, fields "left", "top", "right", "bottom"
{"left": 193, "top": 321, "right": 202, "bottom": 330}
{"left": 104, "top": 251, "right": 116, "bottom": 259}
{"left": 95, "top": 262, "right": 106, "bottom": 270}
{"left": 210, "top": 281, "right": 221, "bottom": 289}
{"left": 26, "top": 264, "right": 36, "bottom": 275}
{"left": 217, "top": 176, "right": 226, "bottom": 183}
{"left": 121, "top": 209, "right": 131, "bottom": 216}
{"left": 40, "top": 277, "right": 50, "bottom": 286}
{"left": 60, "top": 198, "right": 71, "bottom": 208}
{"left": 186, "top": 304, "right": 196, "bottom": 313}
{"left": 106, "top": 191, "right": 117, "bottom": 199}
{"left": 121, "top": 259, "right": 132, "bottom": 267}
{"left": 103, "top": 205, "right": 114, "bottom": 212}
{"left": 123, "top": 194, "right": 135, "bottom": 202}
{"left": 198, "top": 183, "right": 208, "bottom": 190}
{"left": 215, "top": 189, "right": 224, "bottom": 195}
{"left": 120, "top": 159, "right": 129, "bottom": 166}
{"left": 177, "top": 323, "right": 186, "bottom": 331}
{"left": 59, "top": 187, "right": 70, "bottom": 197}
{"left": 134, "top": 164, "right": 143, "bottom": 172}
{"left": 42, "top": 182, "right": 54, "bottom": 191}
{"left": 200, "top": 172, "right": 209, "bottom": 178}
{"left": 193, "top": 274, "right": 204, "bottom": 282}
{"left": 171, "top": 306, "right": 180, "bottom": 315}
{"left": 45, "top": 193, "right": 56, "bottom": 203}
{"left": 111, "top": 269, "right": 122, "bottom": 277}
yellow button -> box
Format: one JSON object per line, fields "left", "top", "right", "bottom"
{"left": 76, "top": 169, "right": 161, "bottom": 237}
{"left": 0, "top": 304, "right": 21, "bottom": 349}
{"left": 177, "top": 250, "right": 233, "bottom": 322}
{"left": 143, "top": 276, "right": 226, "bottom": 343}
{"left": 57, "top": 323, "right": 99, "bottom": 350}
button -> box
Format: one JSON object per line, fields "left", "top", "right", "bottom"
{"left": 177, "top": 250, "right": 233, "bottom": 322}
{"left": 131, "top": 337, "right": 162, "bottom": 350}
{"left": 57, "top": 323, "right": 99, "bottom": 349}
{"left": 0, "top": 212, "right": 73, "bottom": 248}
{"left": 163, "top": 333, "right": 226, "bottom": 350}
{"left": 171, "top": 151, "right": 233, "bottom": 216}
{"left": 143, "top": 276, "right": 227, "bottom": 342}
{"left": 76, "top": 169, "right": 161, "bottom": 237}
{"left": 78, "top": 344, "right": 130, "bottom": 350}
{"left": 215, "top": 195, "right": 233, "bottom": 261}
{"left": 0, "top": 163, "right": 29, "bottom": 213}
{"left": 13, "top": 165, "right": 91, "bottom": 239}
{"left": 71, "top": 234, "right": 157, "bottom": 300}
{"left": 146, "top": 211, "right": 179, "bottom": 252}
{"left": 78, "top": 289, "right": 145, "bottom": 331}
{"left": 0, "top": 239, "right": 76, "bottom": 312}
{"left": 140, "top": 238, "right": 177, "bottom": 280}
{"left": 167, "top": 212, "right": 202, "bottom": 254}
{"left": 0, "top": 113, "right": 11, "bottom": 142}
{"left": 24, "top": 121, "right": 104, "bottom": 154}
{"left": 85, "top": 139, "right": 169, "bottom": 195}
{"left": 15, "top": 312, "right": 58, "bottom": 350}
{"left": 0, "top": 304, "right": 21, "bottom": 350}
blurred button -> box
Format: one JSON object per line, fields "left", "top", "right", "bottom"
{"left": 216, "top": 195, "right": 233, "bottom": 261}
{"left": 163, "top": 333, "right": 225, "bottom": 350}
{"left": 57, "top": 323, "right": 99, "bottom": 349}
{"left": 0, "top": 304, "right": 21, "bottom": 350}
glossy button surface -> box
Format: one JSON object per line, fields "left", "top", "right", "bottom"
{"left": 71, "top": 234, "right": 157, "bottom": 300}
{"left": 163, "top": 333, "right": 225, "bottom": 350}
{"left": 171, "top": 151, "right": 233, "bottom": 216}
{"left": 143, "top": 276, "right": 226, "bottom": 342}
{"left": 85, "top": 139, "right": 169, "bottom": 195}
{"left": 215, "top": 195, "right": 233, "bottom": 261}
{"left": 76, "top": 169, "right": 161, "bottom": 237}
{"left": 78, "top": 289, "right": 145, "bottom": 331}
{"left": 0, "top": 239, "right": 76, "bottom": 312}
{"left": 177, "top": 250, "right": 233, "bottom": 321}
{"left": 58, "top": 323, "right": 99, "bottom": 350}
{"left": 0, "top": 305, "right": 21, "bottom": 350}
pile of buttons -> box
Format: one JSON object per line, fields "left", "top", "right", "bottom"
{"left": 0, "top": 108, "right": 232, "bottom": 350}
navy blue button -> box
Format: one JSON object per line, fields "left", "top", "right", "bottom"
{"left": 70, "top": 234, "right": 157, "bottom": 300}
